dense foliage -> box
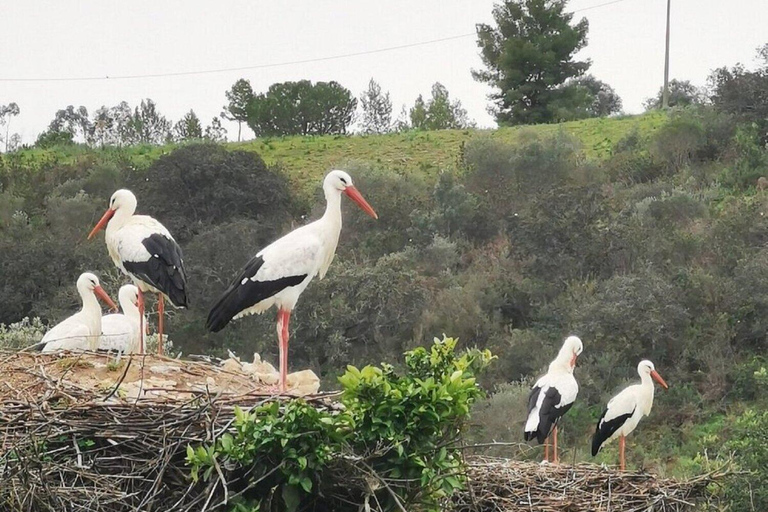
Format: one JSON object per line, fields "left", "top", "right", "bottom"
{"left": 2, "top": 93, "right": 768, "bottom": 507}
{"left": 474, "top": 0, "right": 593, "bottom": 125}
{"left": 186, "top": 337, "right": 494, "bottom": 511}
{"left": 245, "top": 80, "right": 357, "bottom": 137}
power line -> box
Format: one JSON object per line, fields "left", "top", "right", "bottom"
{"left": 0, "top": 0, "right": 636, "bottom": 83}
{"left": 573, "top": 0, "right": 633, "bottom": 13}
{"left": 0, "top": 33, "right": 476, "bottom": 83}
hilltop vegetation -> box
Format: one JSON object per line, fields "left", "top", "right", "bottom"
{"left": 1, "top": 99, "right": 768, "bottom": 507}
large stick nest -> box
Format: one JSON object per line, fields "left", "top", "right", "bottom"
{"left": 0, "top": 351, "right": 334, "bottom": 511}
{"left": 452, "top": 456, "right": 727, "bottom": 512}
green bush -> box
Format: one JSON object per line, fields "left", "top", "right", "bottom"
{"left": 186, "top": 336, "right": 494, "bottom": 512}
{"left": 651, "top": 115, "right": 706, "bottom": 172}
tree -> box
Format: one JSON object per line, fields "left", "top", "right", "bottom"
{"left": 122, "top": 99, "right": 172, "bottom": 145}
{"left": 91, "top": 106, "right": 116, "bottom": 147}
{"left": 392, "top": 105, "right": 411, "bottom": 132}
{"left": 0, "top": 103, "right": 20, "bottom": 152}
{"left": 410, "top": 83, "right": 472, "bottom": 130}
{"left": 43, "top": 105, "right": 92, "bottom": 144}
{"left": 204, "top": 117, "right": 227, "bottom": 142}
{"left": 174, "top": 110, "right": 204, "bottom": 141}
{"left": 570, "top": 75, "right": 623, "bottom": 118}
{"left": 474, "top": 0, "right": 590, "bottom": 125}
{"left": 644, "top": 79, "right": 706, "bottom": 110}
{"left": 246, "top": 80, "right": 357, "bottom": 137}
{"left": 360, "top": 78, "right": 393, "bottom": 134}
{"left": 708, "top": 44, "right": 768, "bottom": 140}
{"left": 223, "top": 79, "right": 254, "bottom": 142}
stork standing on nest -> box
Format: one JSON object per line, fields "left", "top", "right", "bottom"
{"left": 592, "top": 360, "right": 669, "bottom": 470}
{"left": 524, "top": 335, "right": 583, "bottom": 464}
{"left": 41, "top": 273, "right": 117, "bottom": 352}
{"left": 206, "top": 170, "right": 378, "bottom": 393}
{"left": 99, "top": 284, "right": 145, "bottom": 357}
{"left": 88, "top": 189, "right": 188, "bottom": 355}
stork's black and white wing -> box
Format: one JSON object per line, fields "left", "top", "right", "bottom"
{"left": 206, "top": 229, "right": 321, "bottom": 332}
{"left": 591, "top": 387, "right": 638, "bottom": 455}
{"left": 524, "top": 374, "right": 578, "bottom": 444}
{"left": 115, "top": 218, "right": 188, "bottom": 307}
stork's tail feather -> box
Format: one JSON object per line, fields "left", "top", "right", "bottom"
{"left": 206, "top": 295, "right": 236, "bottom": 333}
{"left": 167, "top": 286, "right": 189, "bottom": 309}
{"left": 591, "top": 432, "right": 604, "bottom": 457}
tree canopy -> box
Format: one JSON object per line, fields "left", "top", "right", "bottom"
{"left": 474, "top": 0, "right": 590, "bottom": 125}
{"left": 223, "top": 79, "right": 254, "bottom": 142}
{"left": 409, "top": 83, "right": 472, "bottom": 130}
{"left": 246, "top": 80, "right": 357, "bottom": 137}
{"left": 359, "top": 79, "right": 393, "bottom": 134}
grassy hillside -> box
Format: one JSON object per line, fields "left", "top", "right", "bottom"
{"left": 7, "top": 112, "right": 667, "bottom": 197}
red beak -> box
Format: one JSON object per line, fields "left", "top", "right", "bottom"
{"left": 88, "top": 208, "right": 115, "bottom": 240}
{"left": 570, "top": 353, "right": 578, "bottom": 368}
{"left": 650, "top": 370, "right": 669, "bottom": 389}
{"left": 94, "top": 285, "right": 118, "bottom": 312}
{"left": 344, "top": 186, "right": 378, "bottom": 219}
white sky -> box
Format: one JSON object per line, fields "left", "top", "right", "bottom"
{"left": 1, "top": 0, "right": 766, "bottom": 144}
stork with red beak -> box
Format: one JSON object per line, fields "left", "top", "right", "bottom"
{"left": 206, "top": 170, "right": 378, "bottom": 393}
{"left": 592, "top": 360, "right": 669, "bottom": 470}
{"left": 524, "top": 335, "right": 583, "bottom": 464}
{"left": 88, "top": 189, "right": 188, "bottom": 354}
{"left": 41, "top": 273, "right": 117, "bottom": 352}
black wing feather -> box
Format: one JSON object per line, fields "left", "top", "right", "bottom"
{"left": 525, "top": 386, "right": 575, "bottom": 444}
{"left": 206, "top": 255, "right": 307, "bottom": 333}
{"left": 123, "top": 233, "right": 188, "bottom": 307}
{"left": 523, "top": 385, "right": 542, "bottom": 442}
{"left": 591, "top": 407, "right": 635, "bottom": 456}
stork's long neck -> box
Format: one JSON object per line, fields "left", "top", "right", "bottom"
{"left": 106, "top": 203, "right": 136, "bottom": 235}
{"left": 548, "top": 345, "right": 574, "bottom": 375}
{"left": 321, "top": 187, "right": 343, "bottom": 238}
{"left": 639, "top": 371, "right": 656, "bottom": 413}
{"left": 78, "top": 288, "right": 103, "bottom": 339}
{"left": 121, "top": 299, "right": 141, "bottom": 323}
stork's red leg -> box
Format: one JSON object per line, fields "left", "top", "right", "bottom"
{"left": 544, "top": 439, "right": 549, "bottom": 463}
{"left": 276, "top": 309, "right": 291, "bottom": 393}
{"left": 157, "top": 294, "right": 164, "bottom": 356}
{"left": 137, "top": 289, "right": 146, "bottom": 354}
{"left": 552, "top": 426, "right": 559, "bottom": 464}
{"left": 619, "top": 435, "right": 626, "bottom": 471}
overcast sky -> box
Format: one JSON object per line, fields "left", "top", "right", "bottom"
{"left": 1, "top": 0, "right": 766, "bottom": 145}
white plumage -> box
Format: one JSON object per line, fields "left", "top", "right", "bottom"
{"left": 99, "top": 284, "right": 145, "bottom": 355}
{"left": 89, "top": 189, "right": 188, "bottom": 355}
{"left": 592, "top": 360, "right": 669, "bottom": 470}
{"left": 524, "top": 336, "right": 583, "bottom": 463}
{"left": 42, "top": 273, "right": 117, "bottom": 353}
{"left": 207, "top": 170, "right": 378, "bottom": 392}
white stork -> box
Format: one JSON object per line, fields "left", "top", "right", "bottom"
{"left": 592, "top": 360, "right": 669, "bottom": 470}
{"left": 88, "top": 189, "right": 188, "bottom": 355}
{"left": 524, "top": 335, "right": 583, "bottom": 464}
{"left": 99, "top": 284, "right": 145, "bottom": 356}
{"left": 42, "top": 273, "right": 117, "bottom": 352}
{"left": 206, "top": 170, "right": 378, "bottom": 392}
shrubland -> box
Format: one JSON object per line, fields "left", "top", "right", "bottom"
{"left": 2, "top": 99, "right": 768, "bottom": 508}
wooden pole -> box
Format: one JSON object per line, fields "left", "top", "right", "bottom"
{"left": 662, "top": 0, "right": 671, "bottom": 109}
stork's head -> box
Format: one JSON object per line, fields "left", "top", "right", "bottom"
{"left": 76, "top": 273, "right": 118, "bottom": 311}
{"left": 564, "top": 335, "right": 583, "bottom": 369}
{"left": 554, "top": 335, "right": 583, "bottom": 371}
{"left": 88, "top": 189, "right": 138, "bottom": 239}
{"left": 118, "top": 284, "right": 140, "bottom": 312}
{"left": 324, "top": 170, "right": 378, "bottom": 219}
{"left": 638, "top": 360, "right": 668, "bottom": 389}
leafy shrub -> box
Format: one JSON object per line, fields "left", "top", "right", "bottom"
{"left": 719, "top": 124, "right": 768, "bottom": 190}
{"left": 0, "top": 317, "right": 46, "bottom": 349}
{"left": 604, "top": 151, "right": 663, "bottom": 183}
{"left": 651, "top": 115, "right": 706, "bottom": 172}
{"left": 186, "top": 336, "right": 495, "bottom": 511}
{"left": 129, "top": 144, "right": 293, "bottom": 242}
{"left": 721, "top": 409, "right": 768, "bottom": 510}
